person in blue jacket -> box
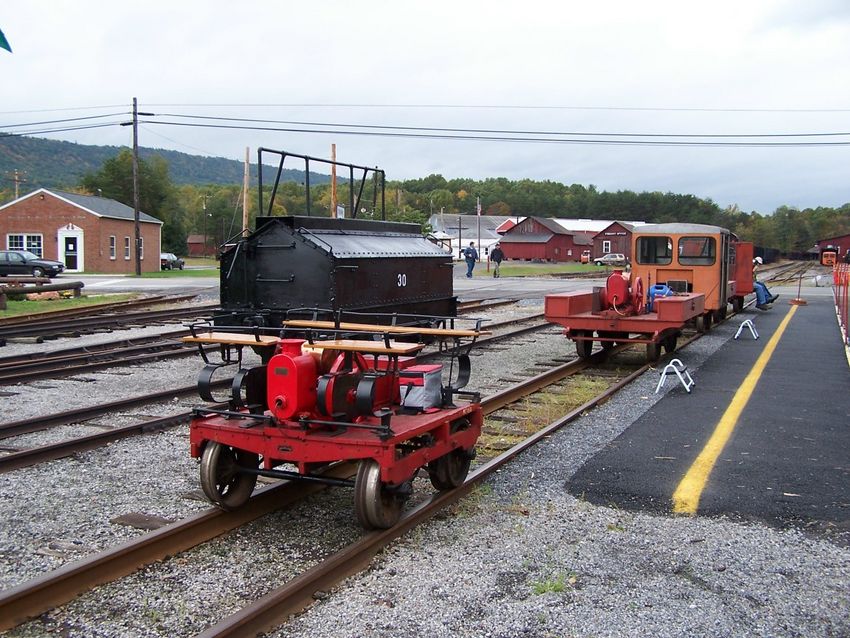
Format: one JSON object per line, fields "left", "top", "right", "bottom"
{"left": 464, "top": 242, "right": 478, "bottom": 278}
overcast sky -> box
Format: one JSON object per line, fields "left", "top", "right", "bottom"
{"left": 1, "top": 0, "right": 849, "bottom": 214}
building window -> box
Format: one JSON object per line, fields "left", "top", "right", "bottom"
{"left": 124, "top": 236, "right": 131, "bottom": 260}
{"left": 7, "top": 234, "right": 43, "bottom": 257}
{"left": 109, "top": 236, "right": 116, "bottom": 260}
{"left": 602, "top": 240, "right": 612, "bottom": 253}
{"left": 138, "top": 236, "right": 144, "bottom": 260}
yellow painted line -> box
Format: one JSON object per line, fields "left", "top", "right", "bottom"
{"left": 672, "top": 305, "right": 799, "bottom": 515}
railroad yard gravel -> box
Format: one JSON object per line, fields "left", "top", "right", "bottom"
{"left": 1, "top": 301, "right": 848, "bottom": 637}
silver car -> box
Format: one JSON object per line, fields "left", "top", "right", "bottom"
{"left": 593, "top": 253, "right": 628, "bottom": 267}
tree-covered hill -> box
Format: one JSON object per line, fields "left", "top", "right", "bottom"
{"left": 0, "top": 134, "right": 330, "bottom": 191}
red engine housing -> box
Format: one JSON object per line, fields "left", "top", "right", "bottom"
{"left": 267, "top": 339, "right": 319, "bottom": 420}
{"left": 603, "top": 271, "right": 630, "bottom": 309}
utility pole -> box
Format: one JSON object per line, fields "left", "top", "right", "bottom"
{"left": 242, "top": 147, "right": 250, "bottom": 233}
{"left": 331, "top": 144, "right": 337, "bottom": 218}
{"left": 131, "top": 97, "right": 142, "bottom": 276}
{"left": 120, "top": 97, "right": 153, "bottom": 275}
{"left": 11, "top": 170, "right": 27, "bottom": 199}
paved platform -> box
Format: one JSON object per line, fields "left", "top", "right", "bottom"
{"left": 568, "top": 294, "right": 850, "bottom": 545}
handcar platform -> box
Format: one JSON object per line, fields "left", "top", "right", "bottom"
{"left": 567, "top": 293, "right": 850, "bottom": 543}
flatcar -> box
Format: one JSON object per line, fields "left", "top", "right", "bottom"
{"left": 183, "top": 313, "right": 486, "bottom": 529}
{"left": 545, "top": 223, "right": 754, "bottom": 361}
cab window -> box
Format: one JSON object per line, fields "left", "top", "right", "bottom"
{"left": 636, "top": 236, "right": 673, "bottom": 265}
{"left": 678, "top": 236, "right": 716, "bottom": 265}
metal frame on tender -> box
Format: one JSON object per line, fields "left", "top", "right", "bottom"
{"left": 257, "top": 147, "right": 386, "bottom": 220}
{"left": 182, "top": 309, "right": 489, "bottom": 529}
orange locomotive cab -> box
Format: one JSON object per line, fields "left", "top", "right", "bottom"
{"left": 629, "top": 223, "right": 750, "bottom": 329}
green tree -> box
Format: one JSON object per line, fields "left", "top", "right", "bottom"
{"left": 80, "top": 149, "right": 186, "bottom": 253}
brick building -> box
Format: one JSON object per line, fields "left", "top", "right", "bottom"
{"left": 0, "top": 189, "right": 162, "bottom": 273}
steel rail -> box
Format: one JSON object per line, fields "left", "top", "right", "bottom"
{"left": 0, "top": 382, "right": 218, "bottom": 441}
{"left": 0, "top": 464, "right": 357, "bottom": 632}
{"left": 0, "top": 328, "right": 190, "bottom": 367}
{"left": 198, "top": 357, "right": 651, "bottom": 638}
{"left": 0, "top": 335, "right": 616, "bottom": 630}
{"left": 0, "top": 340, "right": 202, "bottom": 384}
{"left": 0, "top": 294, "right": 195, "bottom": 326}
{"left": 0, "top": 304, "right": 218, "bottom": 340}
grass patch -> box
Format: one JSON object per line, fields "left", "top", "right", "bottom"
{"left": 0, "top": 293, "right": 138, "bottom": 318}
{"left": 531, "top": 571, "right": 578, "bottom": 595}
{"left": 497, "top": 262, "right": 607, "bottom": 277}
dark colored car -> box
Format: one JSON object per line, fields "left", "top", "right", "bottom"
{"left": 160, "top": 253, "right": 185, "bottom": 270}
{"left": 0, "top": 250, "right": 65, "bottom": 278}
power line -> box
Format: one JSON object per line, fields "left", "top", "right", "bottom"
{"left": 0, "top": 122, "right": 124, "bottom": 137}
{"left": 140, "top": 119, "right": 850, "bottom": 147}
{"left": 153, "top": 112, "right": 850, "bottom": 139}
{"left": 0, "top": 112, "right": 128, "bottom": 129}
{"left": 144, "top": 102, "right": 850, "bottom": 114}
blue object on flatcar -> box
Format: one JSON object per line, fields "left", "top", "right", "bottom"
{"left": 647, "top": 284, "right": 673, "bottom": 312}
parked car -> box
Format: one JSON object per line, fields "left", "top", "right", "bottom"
{"left": 0, "top": 250, "right": 65, "bottom": 278}
{"left": 160, "top": 253, "right": 185, "bottom": 270}
{"left": 593, "top": 253, "right": 628, "bottom": 267}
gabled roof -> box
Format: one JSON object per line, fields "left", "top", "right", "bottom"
{"left": 532, "top": 216, "right": 574, "bottom": 235}
{"left": 500, "top": 232, "right": 554, "bottom": 244}
{"left": 0, "top": 188, "right": 163, "bottom": 224}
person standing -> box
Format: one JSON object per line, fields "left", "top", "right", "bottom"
{"left": 464, "top": 241, "right": 478, "bottom": 278}
{"left": 490, "top": 243, "right": 504, "bottom": 278}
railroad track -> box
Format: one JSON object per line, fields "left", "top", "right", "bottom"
{"left": 0, "top": 315, "right": 548, "bottom": 471}
{"left": 0, "top": 336, "right": 651, "bottom": 631}
{"left": 0, "top": 293, "right": 200, "bottom": 327}
{"left": 0, "top": 308, "right": 543, "bottom": 385}
{"left": 0, "top": 311, "right": 713, "bottom": 634}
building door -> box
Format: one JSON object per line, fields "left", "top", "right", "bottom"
{"left": 57, "top": 225, "right": 84, "bottom": 272}
{"left": 63, "top": 237, "right": 78, "bottom": 270}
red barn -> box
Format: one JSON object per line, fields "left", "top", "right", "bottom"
{"left": 592, "top": 221, "right": 640, "bottom": 261}
{"left": 499, "top": 217, "right": 593, "bottom": 262}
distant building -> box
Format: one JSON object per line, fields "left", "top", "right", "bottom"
{"left": 427, "top": 213, "right": 514, "bottom": 258}
{"left": 499, "top": 217, "right": 594, "bottom": 262}
{"left": 816, "top": 233, "right": 850, "bottom": 263}
{"left": 0, "top": 188, "right": 162, "bottom": 273}
{"left": 591, "top": 221, "right": 644, "bottom": 260}
{"left": 187, "top": 234, "right": 216, "bottom": 257}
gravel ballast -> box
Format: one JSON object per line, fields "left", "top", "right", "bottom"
{"left": 1, "top": 304, "right": 848, "bottom": 637}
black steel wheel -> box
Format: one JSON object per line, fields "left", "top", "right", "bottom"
{"left": 646, "top": 341, "right": 661, "bottom": 362}
{"left": 428, "top": 418, "right": 473, "bottom": 490}
{"left": 574, "top": 331, "right": 593, "bottom": 359}
{"left": 695, "top": 314, "right": 713, "bottom": 333}
{"left": 599, "top": 332, "right": 615, "bottom": 352}
{"left": 731, "top": 297, "right": 743, "bottom": 313}
{"left": 354, "top": 459, "right": 403, "bottom": 530}
{"left": 663, "top": 333, "right": 677, "bottom": 353}
{"left": 31, "top": 266, "right": 46, "bottom": 278}
{"left": 199, "top": 442, "right": 259, "bottom": 510}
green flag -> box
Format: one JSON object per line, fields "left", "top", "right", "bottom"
{"left": 0, "top": 28, "right": 11, "bottom": 53}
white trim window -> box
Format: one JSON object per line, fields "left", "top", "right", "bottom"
{"left": 109, "top": 236, "right": 116, "bottom": 260}
{"left": 138, "top": 236, "right": 144, "bottom": 260}
{"left": 7, "top": 233, "right": 43, "bottom": 257}
{"left": 602, "top": 240, "right": 612, "bottom": 253}
{"left": 124, "top": 236, "right": 131, "bottom": 260}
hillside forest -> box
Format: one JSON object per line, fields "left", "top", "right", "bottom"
{"left": 1, "top": 143, "right": 849, "bottom": 256}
